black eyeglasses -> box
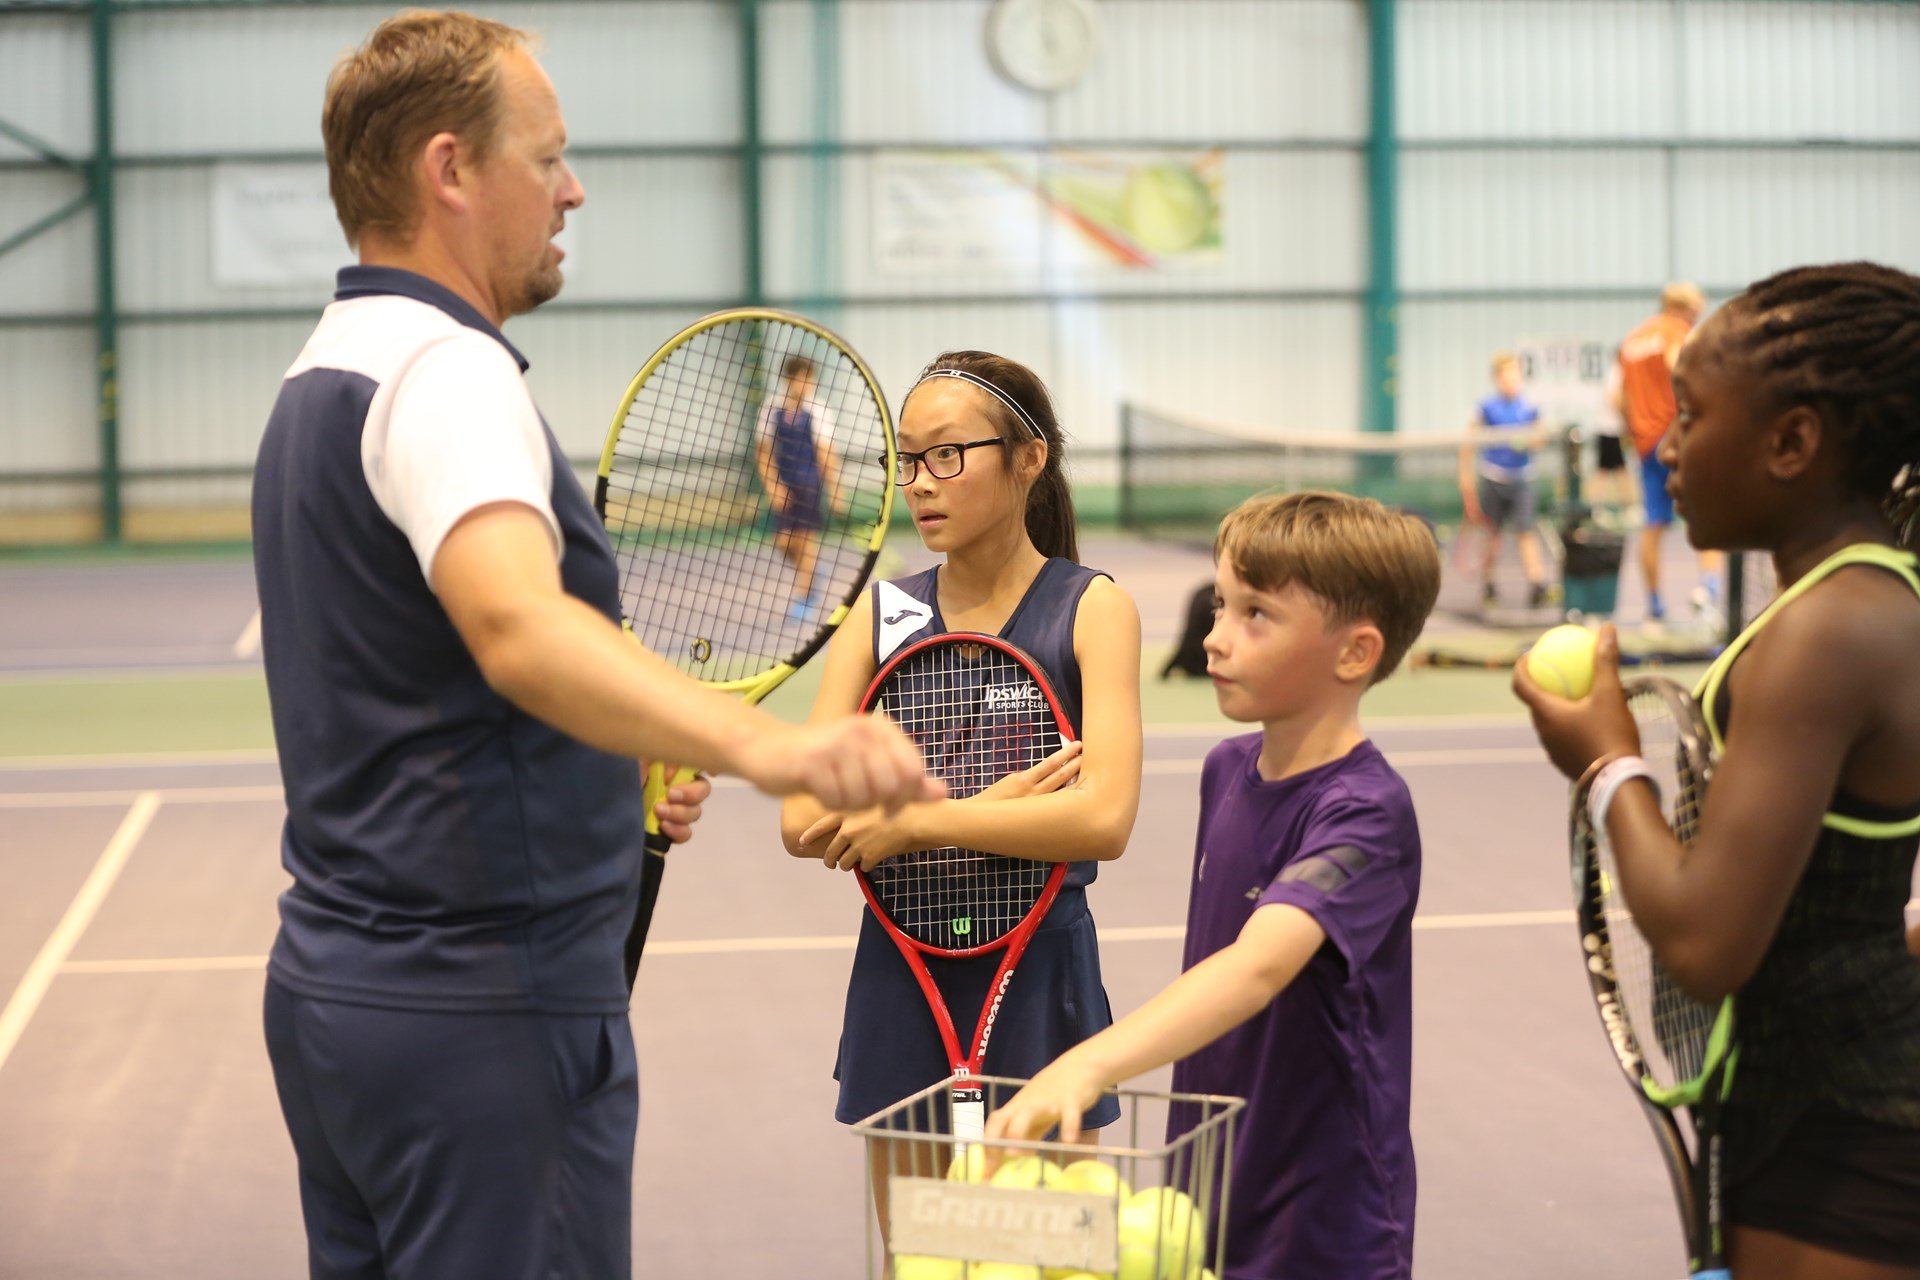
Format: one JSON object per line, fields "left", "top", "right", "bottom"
{"left": 885, "top": 438, "right": 1007, "bottom": 486}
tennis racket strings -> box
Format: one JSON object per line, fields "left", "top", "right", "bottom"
{"left": 1595, "top": 685, "right": 1718, "bottom": 1092}
{"left": 864, "top": 641, "right": 1063, "bottom": 953}
{"left": 600, "top": 316, "right": 891, "bottom": 683}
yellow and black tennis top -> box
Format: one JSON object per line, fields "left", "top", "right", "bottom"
{"left": 1694, "top": 543, "right": 1920, "bottom": 1176}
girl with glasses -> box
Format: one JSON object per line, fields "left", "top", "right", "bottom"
{"left": 780, "top": 350, "right": 1145, "bottom": 1208}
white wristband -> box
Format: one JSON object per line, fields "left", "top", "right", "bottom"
{"left": 1588, "top": 755, "right": 1657, "bottom": 832}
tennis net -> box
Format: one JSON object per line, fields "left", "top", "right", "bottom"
{"left": 1117, "top": 402, "right": 1568, "bottom": 543}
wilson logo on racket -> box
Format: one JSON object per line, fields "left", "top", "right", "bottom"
{"left": 950, "top": 916, "right": 973, "bottom": 937}
{"left": 983, "top": 683, "right": 1045, "bottom": 708}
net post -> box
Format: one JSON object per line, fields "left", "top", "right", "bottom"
{"left": 1725, "top": 553, "right": 1747, "bottom": 648}
{"left": 1117, "top": 402, "right": 1135, "bottom": 533}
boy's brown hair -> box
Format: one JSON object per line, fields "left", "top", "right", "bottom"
{"left": 322, "top": 10, "right": 529, "bottom": 246}
{"left": 1214, "top": 491, "right": 1441, "bottom": 685}
{"left": 1490, "top": 350, "right": 1519, "bottom": 376}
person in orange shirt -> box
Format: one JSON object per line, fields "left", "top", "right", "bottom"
{"left": 1615, "top": 282, "right": 1725, "bottom": 629}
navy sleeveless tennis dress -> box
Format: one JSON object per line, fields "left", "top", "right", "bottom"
{"left": 833, "top": 558, "right": 1122, "bottom": 1129}
{"left": 770, "top": 405, "right": 825, "bottom": 536}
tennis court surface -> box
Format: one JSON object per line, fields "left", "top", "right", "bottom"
{"left": 11, "top": 536, "right": 1897, "bottom": 1278}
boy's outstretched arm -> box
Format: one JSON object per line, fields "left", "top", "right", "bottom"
{"left": 984, "top": 904, "right": 1327, "bottom": 1147}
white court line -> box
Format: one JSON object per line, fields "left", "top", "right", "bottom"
{"left": 0, "top": 792, "right": 162, "bottom": 1073}
{"left": 0, "top": 748, "right": 279, "bottom": 773}
{"left": 46, "top": 907, "right": 1590, "bottom": 975}
{"left": 0, "top": 647, "right": 247, "bottom": 670}
{"left": 0, "top": 785, "right": 283, "bottom": 809}
{"left": 45, "top": 902, "right": 1920, "bottom": 975}
{"left": 0, "top": 722, "right": 1532, "bottom": 775}
{"left": 0, "top": 750, "right": 1548, "bottom": 809}
{"left": 232, "top": 608, "right": 263, "bottom": 660}
{"left": 1141, "top": 747, "right": 1545, "bottom": 775}
{"left": 1147, "top": 714, "right": 1530, "bottom": 736}
{"left": 63, "top": 955, "right": 266, "bottom": 975}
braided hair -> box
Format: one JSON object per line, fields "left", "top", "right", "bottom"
{"left": 1725, "top": 262, "right": 1920, "bottom": 548}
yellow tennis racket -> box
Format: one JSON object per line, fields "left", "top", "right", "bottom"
{"left": 595, "top": 308, "right": 896, "bottom": 988}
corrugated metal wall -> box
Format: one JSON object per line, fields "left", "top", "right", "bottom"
{"left": 1398, "top": 0, "right": 1920, "bottom": 437}
{"left": 1, "top": 0, "right": 1916, "bottom": 541}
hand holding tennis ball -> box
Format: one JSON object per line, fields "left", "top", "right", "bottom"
{"left": 1525, "top": 624, "right": 1599, "bottom": 700}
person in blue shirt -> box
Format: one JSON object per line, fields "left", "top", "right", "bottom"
{"left": 754, "top": 353, "right": 843, "bottom": 620}
{"left": 1457, "top": 351, "right": 1550, "bottom": 609}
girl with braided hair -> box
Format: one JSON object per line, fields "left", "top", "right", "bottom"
{"left": 1518, "top": 261, "right": 1920, "bottom": 1277}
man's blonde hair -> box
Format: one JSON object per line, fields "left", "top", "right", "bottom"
{"left": 1490, "top": 350, "right": 1520, "bottom": 376}
{"left": 322, "top": 10, "right": 530, "bottom": 245}
{"left": 1214, "top": 491, "right": 1441, "bottom": 685}
{"left": 1661, "top": 281, "right": 1706, "bottom": 315}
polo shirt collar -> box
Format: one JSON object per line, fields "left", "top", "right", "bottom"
{"left": 334, "top": 265, "right": 530, "bottom": 372}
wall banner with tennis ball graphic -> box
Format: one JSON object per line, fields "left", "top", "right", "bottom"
{"left": 871, "top": 149, "right": 1223, "bottom": 277}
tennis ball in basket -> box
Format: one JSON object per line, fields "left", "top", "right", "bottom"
{"left": 1116, "top": 1187, "right": 1206, "bottom": 1280}
{"left": 947, "top": 1146, "right": 989, "bottom": 1184}
{"left": 1525, "top": 624, "right": 1599, "bottom": 700}
{"left": 1055, "top": 1159, "right": 1131, "bottom": 1201}
{"left": 967, "top": 1265, "right": 1042, "bottom": 1280}
{"left": 990, "top": 1155, "right": 1065, "bottom": 1190}
{"left": 894, "top": 1257, "right": 966, "bottom": 1280}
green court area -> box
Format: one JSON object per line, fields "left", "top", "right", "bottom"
{"left": 0, "top": 650, "right": 1714, "bottom": 761}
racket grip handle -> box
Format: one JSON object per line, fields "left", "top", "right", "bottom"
{"left": 625, "top": 847, "right": 666, "bottom": 991}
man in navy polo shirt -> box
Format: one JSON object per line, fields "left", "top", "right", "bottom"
{"left": 252, "top": 13, "right": 937, "bottom": 1279}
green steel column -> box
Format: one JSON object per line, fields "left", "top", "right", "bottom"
{"left": 1363, "top": 0, "right": 1399, "bottom": 438}
{"left": 91, "top": 0, "right": 122, "bottom": 541}
{"left": 739, "top": 0, "right": 765, "bottom": 304}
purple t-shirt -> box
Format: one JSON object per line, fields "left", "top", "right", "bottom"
{"left": 1167, "top": 734, "right": 1419, "bottom": 1280}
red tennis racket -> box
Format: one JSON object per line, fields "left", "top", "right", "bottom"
{"left": 855, "top": 632, "right": 1073, "bottom": 1144}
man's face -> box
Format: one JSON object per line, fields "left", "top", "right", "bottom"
{"left": 1495, "top": 360, "right": 1524, "bottom": 399}
{"left": 475, "top": 51, "right": 584, "bottom": 317}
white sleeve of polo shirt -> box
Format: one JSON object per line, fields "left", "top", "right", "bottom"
{"left": 366, "top": 332, "right": 564, "bottom": 584}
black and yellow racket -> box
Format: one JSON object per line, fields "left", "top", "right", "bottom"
{"left": 1571, "top": 677, "right": 1735, "bottom": 1280}
{"left": 595, "top": 308, "right": 896, "bottom": 988}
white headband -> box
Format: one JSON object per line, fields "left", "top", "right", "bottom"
{"left": 908, "top": 368, "right": 1046, "bottom": 441}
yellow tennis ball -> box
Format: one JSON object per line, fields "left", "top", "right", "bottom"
{"left": 967, "top": 1265, "right": 1042, "bottom": 1280}
{"left": 1055, "top": 1159, "right": 1131, "bottom": 1201}
{"left": 946, "top": 1147, "right": 989, "bottom": 1184}
{"left": 894, "top": 1256, "right": 966, "bottom": 1280}
{"left": 990, "top": 1155, "right": 1065, "bottom": 1190}
{"left": 1525, "top": 624, "right": 1599, "bottom": 700}
{"left": 1116, "top": 1187, "right": 1206, "bottom": 1280}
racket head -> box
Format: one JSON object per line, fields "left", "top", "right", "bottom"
{"left": 594, "top": 308, "right": 896, "bottom": 691}
{"left": 855, "top": 633, "right": 1073, "bottom": 958}
{"left": 1571, "top": 676, "right": 1734, "bottom": 1104}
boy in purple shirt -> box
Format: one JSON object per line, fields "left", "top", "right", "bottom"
{"left": 987, "top": 491, "right": 1442, "bottom": 1280}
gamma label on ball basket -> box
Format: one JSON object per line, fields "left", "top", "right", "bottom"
{"left": 889, "top": 1178, "right": 1119, "bottom": 1272}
